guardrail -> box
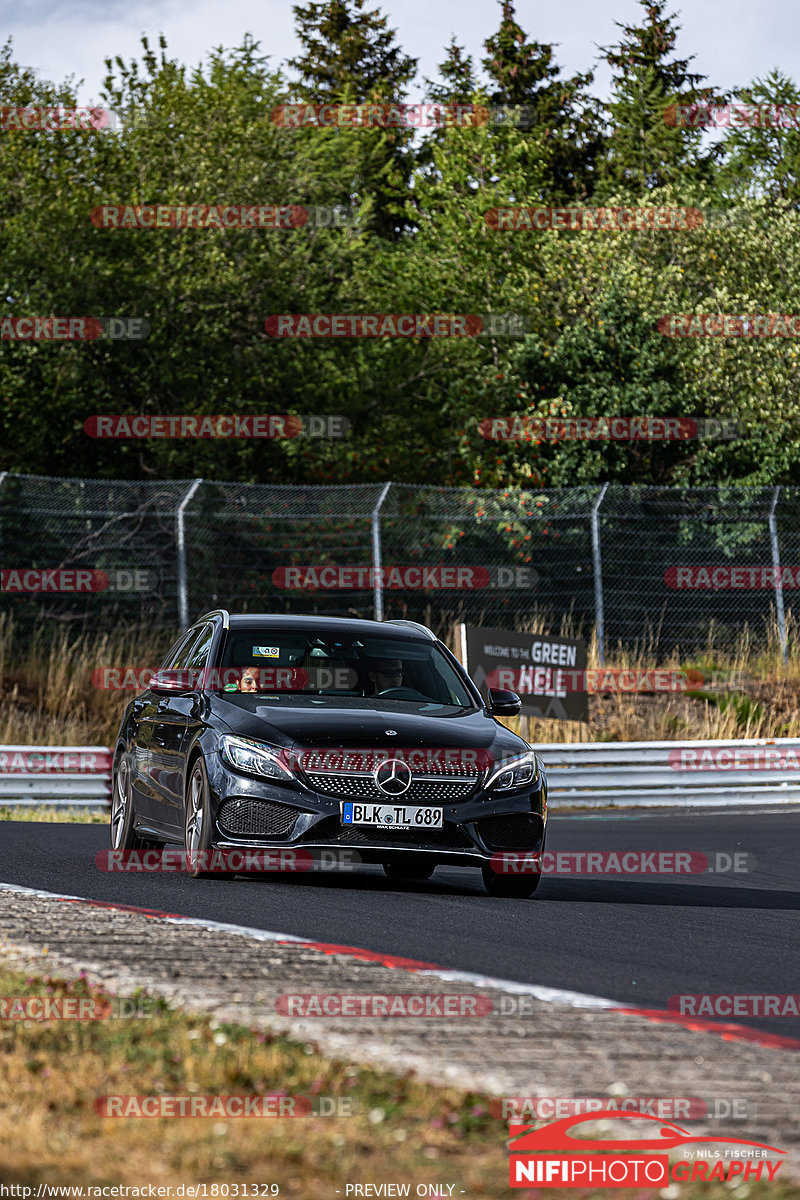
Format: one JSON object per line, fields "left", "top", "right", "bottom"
{"left": 0, "top": 747, "right": 112, "bottom": 809}
{"left": 1, "top": 739, "right": 798, "bottom": 812}
{"left": 538, "top": 738, "right": 800, "bottom": 807}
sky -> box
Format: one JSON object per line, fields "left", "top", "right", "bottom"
{"left": 5, "top": 0, "right": 798, "bottom": 106}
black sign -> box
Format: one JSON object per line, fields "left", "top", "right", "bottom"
{"left": 462, "top": 624, "right": 588, "bottom": 721}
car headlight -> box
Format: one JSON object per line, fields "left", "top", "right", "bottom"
{"left": 219, "top": 735, "right": 295, "bottom": 782}
{"left": 487, "top": 751, "right": 540, "bottom": 792}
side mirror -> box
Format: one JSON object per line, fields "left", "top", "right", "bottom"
{"left": 488, "top": 688, "right": 522, "bottom": 716}
{"left": 150, "top": 669, "right": 195, "bottom": 695}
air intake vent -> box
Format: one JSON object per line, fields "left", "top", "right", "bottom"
{"left": 478, "top": 813, "right": 544, "bottom": 851}
{"left": 300, "top": 816, "right": 471, "bottom": 849}
{"left": 218, "top": 798, "right": 298, "bottom": 837}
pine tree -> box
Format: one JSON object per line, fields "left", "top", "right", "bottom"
{"left": 716, "top": 69, "right": 800, "bottom": 205}
{"left": 286, "top": 0, "right": 418, "bottom": 239}
{"left": 481, "top": 0, "right": 604, "bottom": 201}
{"left": 288, "top": 0, "right": 416, "bottom": 102}
{"left": 599, "top": 0, "right": 721, "bottom": 193}
{"left": 424, "top": 38, "right": 477, "bottom": 106}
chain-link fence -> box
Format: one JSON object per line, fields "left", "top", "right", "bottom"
{"left": 1, "top": 472, "right": 798, "bottom": 657}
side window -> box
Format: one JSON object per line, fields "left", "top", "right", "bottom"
{"left": 184, "top": 624, "right": 214, "bottom": 673}
{"left": 161, "top": 630, "right": 197, "bottom": 670}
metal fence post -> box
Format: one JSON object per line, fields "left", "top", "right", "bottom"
{"left": 769, "top": 486, "right": 788, "bottom": 665}
{"left": 371, "top": 482, "right": 392, "bottom": 621}
{"left": 591, "top": 483, "right": 609, "bottom": 666}
{"left": 176, "top": 479, "right": 203, "bottom": 629}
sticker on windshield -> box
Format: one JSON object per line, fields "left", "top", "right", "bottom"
{"left": 253, "top": 646, "right": 280, "bottom": 657}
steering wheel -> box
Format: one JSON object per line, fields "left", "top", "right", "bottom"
{"left": 376, "top": 686, "right": 429, "bottom": 701}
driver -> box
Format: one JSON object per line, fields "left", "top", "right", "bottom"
{"left": 240, "top": 666, "right": 259, "bottom": 693}
{"left": 368, "top": 658, "right": 404, "bottom": 694}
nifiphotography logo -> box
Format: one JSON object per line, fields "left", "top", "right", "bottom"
{"left": 507, "top": 1109, "right": 785, "bottom": 1188}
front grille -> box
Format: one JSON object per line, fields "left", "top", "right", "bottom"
{"left": 305, "top": 773, "right": 477, "bottom": 803}
{"left": 218, "top": 797, "right": 298, "bottom": 837}
{"left": 299, "top": 816, "right": 472, "bottom": 850}
{"left": 478, "top": 813, "right": 544, "bottom": 851}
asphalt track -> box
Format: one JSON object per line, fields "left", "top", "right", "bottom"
{"left": 1, "top": 810, "right": 797, "bottom": 1039}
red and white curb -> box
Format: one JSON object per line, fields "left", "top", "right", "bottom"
{"left": 1, "top": 881, "right": 798, "bottom": 1052}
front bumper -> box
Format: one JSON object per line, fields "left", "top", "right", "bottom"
{"left": 206, "top": 754, "right": 547, "bottom": 865}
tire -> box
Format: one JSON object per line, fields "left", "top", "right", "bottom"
{"left": 110, "top": 752, "right": 138, "bottom": 849}
{"left": 382, "top": 855, "right": 435, "bottom": 882}
{"left": 481, "top": 863, "right": 542, "bottom": 898}
{"left": 184, "top": 756, "right": 218, "bottom": 878}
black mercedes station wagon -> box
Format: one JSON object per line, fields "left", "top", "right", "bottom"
{"left": 110, "top": 611, "right": 547, "bottom": 896}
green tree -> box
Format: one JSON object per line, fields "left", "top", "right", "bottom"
{"left": 287, "top": 0, "right": 417, "bottom": 238}
{"left": 0, "top": 36, "right": 376, "bottom": 483}
{"left": 716, "top": 70, "right": 800, "bottom": 205}
{"left": 599, "top": 0, "right": 720, "bottom": 194}
{"left": 424, "top": 38, "right": 478, "bottom": 106}
{"left": 288, "top": 0, "right": 416, "bottom": 99}
{"left": 482, "top": 0, "right": 604, "bottom": 201}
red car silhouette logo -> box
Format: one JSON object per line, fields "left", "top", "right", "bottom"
{"left": 510, "top": 1110, "right": 785, "bottom": 1156}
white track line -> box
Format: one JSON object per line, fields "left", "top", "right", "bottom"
{"left": 0, "top": 880, "right": 619, "bottom": 1008}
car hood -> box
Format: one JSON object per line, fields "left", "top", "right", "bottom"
{"left": 211, "top": 695, "right": 525, "bottom": 758}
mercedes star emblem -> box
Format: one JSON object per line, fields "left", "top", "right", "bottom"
{"left": 375, "top": 758, "right": 412, "bottom": 796}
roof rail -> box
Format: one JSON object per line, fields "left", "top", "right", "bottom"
{"left": 197, "top": 609, "right": 230, "bottom": 629}
{"left": 386, "top": 619, "right": 437, "bottom": 641}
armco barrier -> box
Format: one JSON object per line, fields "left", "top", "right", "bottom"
{"left": 538, "top": 738, "right": 800, "bottom": 807}
{"left": 0, "top": 746, "right": 112, "bottom": 808}
{"left": 1, "top": 739, "right": 798, "bottom": 812}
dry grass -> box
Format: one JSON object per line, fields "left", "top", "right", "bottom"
{"left": 447, "top": 611, "right": 800, "bottom": 744}
{"left": 0, "top": 807, "right": 106, "bottom": 823}
{"left": 0, "top": 965, "right": 793, "bottom": 1198}
{"left": 0, "top": 965, "right": 501, "bottom": 1193}
{"left": 0, "top": 614, "right": 170, "bottom": 747}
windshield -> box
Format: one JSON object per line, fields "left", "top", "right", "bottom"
{"left": 213, "top": 629, "right": 476, "bottom": 708}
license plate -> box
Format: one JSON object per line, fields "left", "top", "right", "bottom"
{"left": 340, "top": 802, "right": 443, "bottom": 830}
